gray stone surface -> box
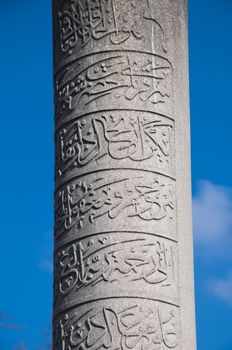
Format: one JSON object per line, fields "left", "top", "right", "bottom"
{"left": 52, "top": 0, "right": 196, "bottom": 349}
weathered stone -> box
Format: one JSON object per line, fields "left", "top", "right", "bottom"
{"left": 52, "top": 0, "right": 196, "bottom": 349}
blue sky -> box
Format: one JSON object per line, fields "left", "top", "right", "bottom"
{"left": 0, "top": 0, "right": 232, "bottom": 349}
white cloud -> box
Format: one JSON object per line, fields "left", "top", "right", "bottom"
{"left": 208, "top": 271, "right": 232, "bottom": 306}
{"left": 193, "top": 181, "right": 232, "bottom": 304}
{"left": 192, "top": 180, "right": 232, "bottom": 248}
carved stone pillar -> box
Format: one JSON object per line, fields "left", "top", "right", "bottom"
{"left": 52, "top": 1, "right": 196, "bottom": 349}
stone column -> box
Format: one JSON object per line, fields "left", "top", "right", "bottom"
{"left": 52, "top": 1, "right": 196, "bottom": 349}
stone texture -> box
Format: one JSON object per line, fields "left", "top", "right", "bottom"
{"left": 52, "top": 0, "right": 196, "bottom": 349}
